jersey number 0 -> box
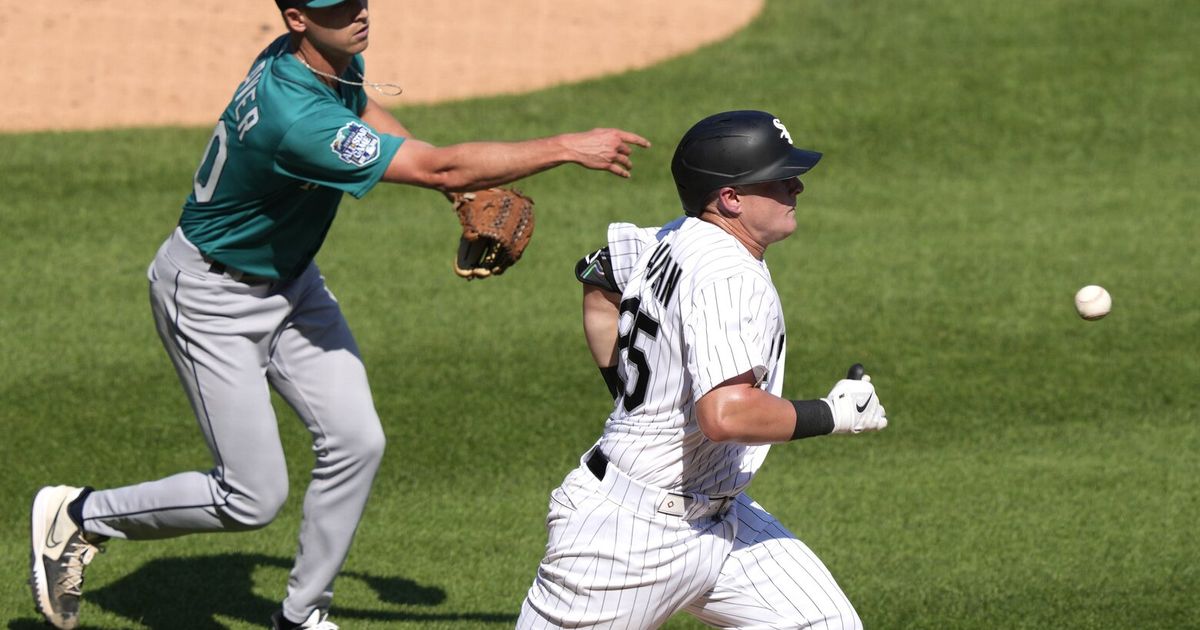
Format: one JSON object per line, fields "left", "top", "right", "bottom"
{"left": 193, "top": 122, "right": 229, "bottom": 204}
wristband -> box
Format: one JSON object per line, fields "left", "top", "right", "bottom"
{"left": 600, "top": 365, "right": 621, "bottom": 401}
{"left": 790, "top": 399, "right": 834, "bottom": 440}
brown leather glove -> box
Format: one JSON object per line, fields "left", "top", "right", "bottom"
{"left": 449, "top": 187, "right": 535, "bottom": 279}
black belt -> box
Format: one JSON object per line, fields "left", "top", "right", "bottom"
{"left": 585, "top": 448, "right": 735, "bottom": 519}
{"left": 206, "top": 259, "right": 275, "bottom": 284}
{"left": 586, "top": 448, "right": 608, "bottom": 481}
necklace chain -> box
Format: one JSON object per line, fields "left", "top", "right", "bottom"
{"left": 297, "top": 55, "right": 403, "bottom": 97}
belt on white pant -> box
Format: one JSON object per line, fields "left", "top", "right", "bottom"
{"left": 584, "top": 447, "right": 735, "bottom": 521}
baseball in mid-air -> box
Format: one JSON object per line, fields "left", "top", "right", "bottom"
{"left": 1074, "top": 285, "right": 1112, "bottom": 320}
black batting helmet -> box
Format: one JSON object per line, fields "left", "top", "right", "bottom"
{"left": 671, "top": 110, "right": 822, "bottom": 216}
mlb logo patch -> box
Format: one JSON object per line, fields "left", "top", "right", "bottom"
{"left": 331, "top": 122, "right": 381, "bottom": 166}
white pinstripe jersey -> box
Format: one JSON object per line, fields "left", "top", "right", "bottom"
{"left": 598, "top": 216, "right": 788, "bottom": 498}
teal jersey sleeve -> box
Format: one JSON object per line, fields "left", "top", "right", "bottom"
{"left": 272, "top": 53, "right": 403, "bottom": 199}
{"left": 179, "top": 38, "right": 406, "bottom": 280}
{"left": 276, "top": 105, "right": 403, "bottom": 199}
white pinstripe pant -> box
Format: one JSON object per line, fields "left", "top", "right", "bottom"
{"left": 518, "top": 455, "right": 863, "bottom": 629}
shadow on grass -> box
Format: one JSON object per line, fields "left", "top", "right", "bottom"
{"left": 10, "top": 553, "right": 515, "bottom": 629}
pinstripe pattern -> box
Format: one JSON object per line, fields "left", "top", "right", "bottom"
{"left": 520, "top": 462, "right": 861, "bottom": 629}
{"left": 685, "top": 494, "right": 862, "bottom": 629}
{"left": 601, "top": 218, "right": 782, "bottom": 497}
{"left": 519, "top": 465, "right": 735, "bottom": 629}
{"left": 519, "top": 219, "right": 861, "bottom": 629}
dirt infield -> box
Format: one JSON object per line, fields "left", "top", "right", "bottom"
{"left": 0, "top": 1, "right": 763, "bottom": 133}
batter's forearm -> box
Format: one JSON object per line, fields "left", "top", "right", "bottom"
{"left": 696, "top": 382, "right": 806, "bottom": 444}
{"left": 696, "top": 381, "right": 834, "bottom": 444}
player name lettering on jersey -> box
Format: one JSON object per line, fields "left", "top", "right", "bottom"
{"left": 233, "top": 60, "right": 266, "bottom": 141}
{"left": 644, "top": 241, "right": 683, "bottom": 307}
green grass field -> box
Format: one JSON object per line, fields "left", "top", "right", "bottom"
{"left": 2, "top": 0, "right": 1198, "bottom": 628}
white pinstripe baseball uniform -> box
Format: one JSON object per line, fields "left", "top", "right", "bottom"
{"left": 518, "top": 217, "right": 862, "bottom": 629}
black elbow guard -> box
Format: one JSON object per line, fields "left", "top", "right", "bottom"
{"left": 575, "top": 247, "right": 620, "bottom": 293}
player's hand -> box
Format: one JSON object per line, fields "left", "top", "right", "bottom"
{"left": 561, "top": 128, "right": 651, "bottom": 178}
{"left": 823, "top": 374, "right": 888, "bottom": 434}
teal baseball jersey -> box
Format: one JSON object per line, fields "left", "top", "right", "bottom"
{"left": 180, "top": 35, "right": 404, "bottom": 280}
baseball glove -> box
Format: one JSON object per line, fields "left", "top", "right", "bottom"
{"left": 450, "top": 187, "right": 535, "bottom": 279}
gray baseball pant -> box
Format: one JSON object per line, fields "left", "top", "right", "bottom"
{"left": 81, "top": 227, "right": 386, "bottom": 622}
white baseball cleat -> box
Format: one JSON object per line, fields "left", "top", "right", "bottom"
{"left": 271, "top": 609, "right": 340, "bottom": 630}
{"left": 29, "top": 485, "right": 105, "bottom": 630}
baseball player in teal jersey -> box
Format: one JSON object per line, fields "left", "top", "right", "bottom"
{"left": 27, "top": 1, "right": 649, "bottom": 629}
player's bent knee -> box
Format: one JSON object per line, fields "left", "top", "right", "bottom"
{"left": 225, "top": 494, "right": 288, "bottom": 529}
{"left": 361, "top": 426, "right": 386, "bottom": 462}
{"left": 338, "top": 420, "right": 386, "bottom": 469}
{"left": 215, "top": 476, "right": 289, "bottom": 530}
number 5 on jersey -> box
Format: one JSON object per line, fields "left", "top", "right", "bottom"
{"left": 617, "top": 297, "right": 660, "bottom": 412}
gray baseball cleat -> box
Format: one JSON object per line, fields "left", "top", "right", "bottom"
{"left": 271, "top": 609, "right": 340, "bottom": 630}
{"left": 29, "top": 485, "right": 105, "bottom": 630}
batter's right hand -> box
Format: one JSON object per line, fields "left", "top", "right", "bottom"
{"left": 562, "top": 128, "right": 651, "bottom": 178}
{"left": 823, "top": 374, "right": 888, "bottom": 434}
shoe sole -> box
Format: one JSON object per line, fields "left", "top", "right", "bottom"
{"left": 30, "top": 485, "right": 78, "bottom": 630}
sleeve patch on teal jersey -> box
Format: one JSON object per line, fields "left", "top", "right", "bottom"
{"left": 331, "top": 122, "right": 382, "bottom": 166}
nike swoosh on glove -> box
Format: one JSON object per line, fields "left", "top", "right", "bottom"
{"left": 823, "top": 374, "right": 888, "bottom": 434}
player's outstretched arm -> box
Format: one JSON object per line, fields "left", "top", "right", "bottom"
{"left": 695, "top": 370, "right": 888, "bottom": 444}
{"left": 380, "top": 128, "right": 650, "bottom": 192}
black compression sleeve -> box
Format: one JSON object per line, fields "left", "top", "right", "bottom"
{"left": 600, "top": 365, "right": 621, "bottom": 401}
{"left": 790, "top": 399, "right": 834, "bottom": 440}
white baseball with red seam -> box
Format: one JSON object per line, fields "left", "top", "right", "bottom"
{"left": 1074, "top": 285, "right": 1112, "bottom": 320}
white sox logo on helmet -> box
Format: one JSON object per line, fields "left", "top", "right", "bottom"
{"left": 772, "top": 118, "right": 793, "bottom": 145}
